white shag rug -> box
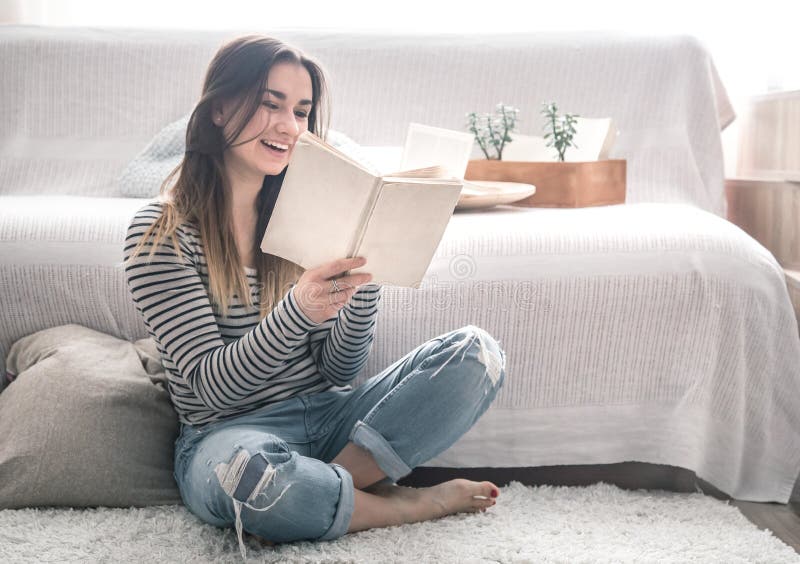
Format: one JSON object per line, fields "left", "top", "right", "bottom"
{"left": 1, "top": 481, "right": 797, "bottom": 563}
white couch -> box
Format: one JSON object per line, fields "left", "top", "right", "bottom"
{"left": 2, "top": 24, "right": 799, "bottom": 503}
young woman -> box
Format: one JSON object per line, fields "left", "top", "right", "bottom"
{"left": 123, "top": 34, "right": 507, "bottom": 558}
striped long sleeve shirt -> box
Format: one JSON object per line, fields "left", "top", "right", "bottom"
{"left": 123, "top": 202, "right": 382, "bottom": 427}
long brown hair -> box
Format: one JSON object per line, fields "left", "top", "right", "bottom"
{"left": 125, "top": 35, "right": 331, "bottom": 319}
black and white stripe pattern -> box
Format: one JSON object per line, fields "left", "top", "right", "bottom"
{"left": 123, "top": 202, "right": 382, "bottom": 427}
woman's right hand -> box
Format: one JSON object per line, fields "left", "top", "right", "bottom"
{"left": 292, "top": 256, "right": 373, "bottom": 324}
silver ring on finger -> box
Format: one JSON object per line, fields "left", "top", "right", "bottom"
{"left": 331, "top": 279, "right": 341, "bottom": 293}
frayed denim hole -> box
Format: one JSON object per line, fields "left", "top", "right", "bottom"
{"left": 214, "top": 448, "right": 294, "bottom": 561}
{"left": 427, "top": 331, "right": 481, "bottom": 381}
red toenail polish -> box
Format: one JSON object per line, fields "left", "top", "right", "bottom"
{"left": 491, "top": 490, "right": 498, "bottom": 498}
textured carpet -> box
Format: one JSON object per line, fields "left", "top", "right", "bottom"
{"left": 1, "top": 481, "right": 797, "bottom": 563}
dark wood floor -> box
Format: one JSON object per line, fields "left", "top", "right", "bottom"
{"left": 398, "top": 463, "right": 800, "bottom": 553}
{"left": 733, "top": 499, "right": 800, "bottom": 553}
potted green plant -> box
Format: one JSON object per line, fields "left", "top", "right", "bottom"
{"left": 542, "top": 101, "right": 579, "bottom": 161}
{"left": 466, "top": 103, "right": 520, "bottom": 160}
{"left": 463, "top": 101, "right": 626, "bottom": 208}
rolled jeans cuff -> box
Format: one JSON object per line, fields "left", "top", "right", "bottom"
{"left": 350, "top": 420, "right": 413, "bottom": 483}
{"left": 318, "top": 463, "right": 355, "bottom": 541}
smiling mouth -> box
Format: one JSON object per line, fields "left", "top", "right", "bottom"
{"left": 260, "top": 140, "right": 289, "bottom": 157}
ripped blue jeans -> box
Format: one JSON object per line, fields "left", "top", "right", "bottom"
{"left": 172, "top": 325, "right": 506, "bottom": 559}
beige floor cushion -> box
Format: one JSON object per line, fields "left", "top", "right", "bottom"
{"left": 0, "top": 324, "right": 181, "bottom": 509}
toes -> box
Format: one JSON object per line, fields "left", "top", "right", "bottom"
{"left": 464, "top": 480, "right": 495, "bottom": 497}
{"left": 481, "top": 481, "right": 500, "bottom": 499}
{"left": 471, "top": 496, "right": 496, "bottom": 509}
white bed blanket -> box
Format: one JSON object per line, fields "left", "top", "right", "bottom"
{"left": 356, "top": 202, "right": 800, "bottom": 503}
{"left": 1, "top": 196, "right": 798, "bottom": 502}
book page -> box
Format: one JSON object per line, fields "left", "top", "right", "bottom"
{"left": 398, "top": 123, "right": 475, "bottom": 179}
{"left": 501, "top": 132, "right": 553, "bottom": 161}
{"left": 382, "top": 165, "right": 451, "bottom": 179}
{"left": 307, "top": 130, "right": 381, "bottom": 175}
{"left": 259, "top": 131, "right": 379, "bottom": 270}
{"left": 502, "top": 118, "right": 617, "bottom": 162}
{"left": 567, "top": 117, "right": 617, "bottom": 161}
{"left": 349, "top": 181, "right": 462, "bottom": 288}
{"left": 380, "top": 176, "right": 462, "bottom": 185}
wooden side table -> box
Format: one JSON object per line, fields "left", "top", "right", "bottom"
{"left": 725, "top": 178, "right": 800, "bottom": 334}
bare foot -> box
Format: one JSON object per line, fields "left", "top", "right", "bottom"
{"left": 368, "top": 479, "right": 499, "bottom": 521}
{"left": 363, "top": 480, "right": 414, "bottom": 498}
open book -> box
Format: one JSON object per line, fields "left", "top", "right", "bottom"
{"left": 259, "top": 130, "right": 464, "bottom": 288}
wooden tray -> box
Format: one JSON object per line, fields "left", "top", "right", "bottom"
{"left": 464, "top": 159, "right": 626, "bottom": 208}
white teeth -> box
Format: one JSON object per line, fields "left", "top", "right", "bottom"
{"left": 262, "top": 140, "right": 288, "bottom": 150}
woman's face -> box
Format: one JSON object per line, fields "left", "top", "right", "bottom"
{"left": 216, "top": 62, "right": 313, "bottom": 178}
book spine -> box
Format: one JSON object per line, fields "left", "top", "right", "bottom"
{"left": 348, "top": 176, "right": 384, "bottom": 260}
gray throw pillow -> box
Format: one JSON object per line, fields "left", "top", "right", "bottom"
{"left": 117, "top": 113, "right": 377, "bottom": 198}
{"left": 0, "top": 324, "right": 181, "bottom": 509}
{"left": 117, "top": 115, "right": 189, "bottom": 199}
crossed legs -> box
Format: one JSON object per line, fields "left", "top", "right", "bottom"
{"left": 220, "top": 325, "right": 507, "bottom": 546}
